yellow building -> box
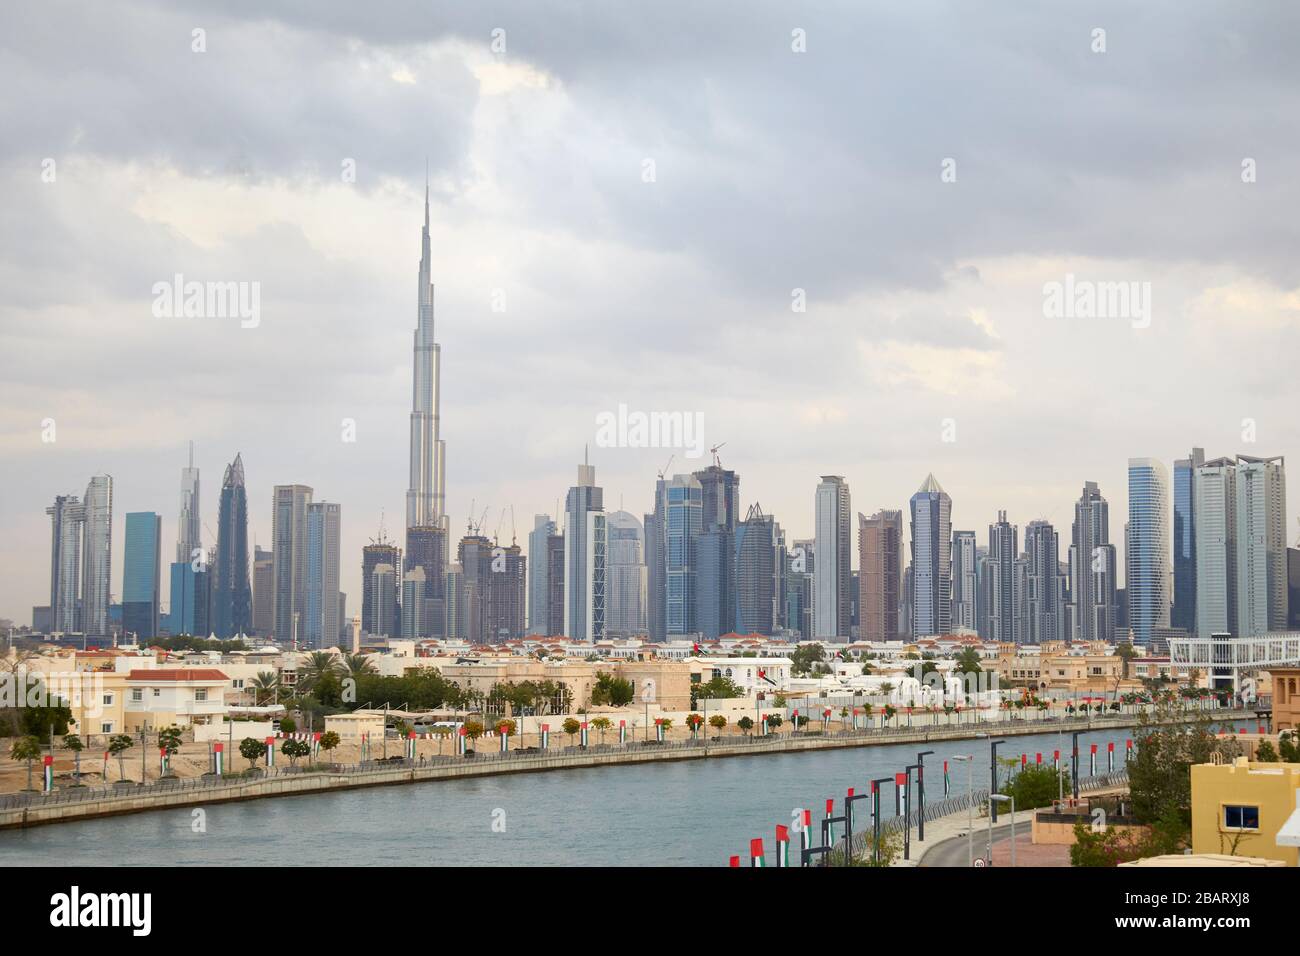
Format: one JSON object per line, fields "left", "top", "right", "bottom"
{"left": 1190, "top": 757, "right": 1300, "bottom": 866}
{"left": 1269, "top": 667, "right": 1300, "bottom": 732}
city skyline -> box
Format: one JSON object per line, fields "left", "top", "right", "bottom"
{"left": 8, "top": 3, "right": 1300, "bottom": 627}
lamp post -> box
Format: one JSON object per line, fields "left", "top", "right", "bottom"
{"left": 1072, "top": 730, "right": 1082, "bottom": 800}
{"left": 989, "top": 793, "right": 1016, "bottom": 867}
{"left": 870, "top": 775, "right": 892, "bottom": 864}
{"left": 902, "top": 763, "right": 920, "bottom": 860}
{"left": 989, "top": 739, "right": 1005, "bottom": 823}
{"left": 916, "top": 750, "right": 934, "bottom": 841}
{"left": 950, "top": 753, "right": 974, "bottom": 867}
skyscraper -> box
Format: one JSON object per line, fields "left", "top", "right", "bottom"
{"left": 406, "top": 181, "right": 447, "bottom": 539}
{"left": 1069, "top": 481, "right": 1117, "bottom": 643}
{"left": 1235, "top": 454, "right": 1287, "bottom": 637}
{"left": 362, "top": 537, "right": 400, "bottom": 636}
{"left": 661, "top": 474, "right": 701, "bottom": 638}
{"left": 213, "top": 454, "right": 252, "bottom": 639}
{"left": 405, "top": 525, "right": 448, "bottom": 638}
{"left": 695, "top": 464, "right": 740, "bottom": 639}
{"left": 401, "top": 567, "right": 427, "bottom": 639}
{"left": 546, "top": 531, "right": 565, "bottom": 637}
{"left": 487, "top": 540, "right": 526, "bottom": 641}
{"left": 305, "top": 501, "right": 341, "bottom": 649}
{"left": 1024, "top": 519, "right": 1064, "bottom": 645}
{"left": 735, "top": 504, "right": 782, "bottom": 635}
{"left": 272, "top": 484, "right": 313, "bottom": 644}
{"left": 1127, "top": 458, "right": 1172, "bottom": 648}
{"left": 1194, "top": 456, "right": 1237, "bottom": 638}
{"left": 46, "top": 494, "right": 85, "bottom": 633}
{"left": 457, "top": 531, "right": 494, "bottom": 644}
{"left": 606, "top": 511, "right": 647, "bottom": 638}
{"left": 909, "top": 474, "right": 951, "bottom": 637}
{"left": 252, "top": 546, "right": 274, "bottom": 635}
{"left": 859, "top": 510, "right": 902, "bottom": 642}
{"left": 176, "top": 441, "right": 201, "bottom": 565}
{"left": 987, "top": 511, "right": 1018, "bottom": 643}
{"left": 644, "top": 476, "right": 668, "bottom": 642}
{"left": 527, "top": 515, "right": 557, "bottom": 635}
{"left": 81, "top": 475, "right": 113, "bottom": 639}
{"left": 1172, "top": 447, "right": 1205, "bottom": 634}
{"left": 564, "top": 456, "right": 607, "bottom": 641}
{"left": 168, "top": 560, "right": 209, "bottom": 637}
{"left": 814, "top": 476, "right": 852, "bottom": 640}
{"left": 950, "top": 529, "right": 978, "bottom": 632}
{"left": 122, "top": 512, "right": 162, "bottom": 640}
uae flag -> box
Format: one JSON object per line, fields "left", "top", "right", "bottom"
{"left": 943, "top": 760, "right": 950, "bottom": 795}
{"left": 1107, "top": 741, "right": 1115, "bottom": 771}
{"left": 775, "top": 825, "right": 791, "bottom": 867}
{"left": 757, "top": 668, "right": 777, "bottom": 687}
{"left": 43, "top": 754, "right": 54, "bottom": 792}
{"left": 750, "top": 837, "right": 766, "bottom": 867}
{"left": 265, "top": 737, "right": 275, "bottom": 767}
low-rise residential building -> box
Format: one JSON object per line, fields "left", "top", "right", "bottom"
{"left": 122, "top": 669, "right": 229, "bottom": 731}
{"left": 1191, "top": 757, "right": 1300, "bottom": 866}
{"left": 1269, "top": 667, "right": 1300, "bottom": 732}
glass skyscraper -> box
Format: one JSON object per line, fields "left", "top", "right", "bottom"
{"left": 122, "top": 512, "right": 162, "bottom": 640}
{"left": 909, "top": 474, "right": 951, "bottom": 637}
{"left": 213, "top": 454, "right": 252, "bottom": 638}
{"left": 1172, "top": 447, "right": 1204, "bottom": 633}
{"left": 1127, "top": 458, "right": 1172, "bottom": 648}
{"left": 661, "top": 474, "right": 701, "bottom": 637}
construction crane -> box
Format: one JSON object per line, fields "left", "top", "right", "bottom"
{"left": 710, "top": 442, "right": 727, "bottom": 468}
{"left": 494, "top": 506, "right": 517, "bottom": 546}
{"left": 657, "top": 454, "right": 675, "bottom": 481}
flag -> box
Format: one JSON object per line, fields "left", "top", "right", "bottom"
{"left": 943, "top": 759, "right": 950, "bottom": 795}
{"left": 775, "top": 825, "right": 790, "bottom": 867}
{"left": 750, "top": 837, "right": 765, "bottom": 867}
{"left": 266, "top": 737, "right": 275, "bottom": 767}
{"left": 43, "top": 754, "right": 54, "bottom": 792}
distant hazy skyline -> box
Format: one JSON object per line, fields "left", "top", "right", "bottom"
{"left": 4, "top": 1, "right": 1300, "bottom": 625}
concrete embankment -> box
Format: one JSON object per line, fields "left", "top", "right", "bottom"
{"left": 0, "top": 709, "right": 1252, "bottom": 830}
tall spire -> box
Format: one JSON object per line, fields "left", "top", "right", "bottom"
{"left": 407, "top": 174, "right": 446, "bottom": 534}
{"left": 423, "top": 157, "right": 429, "bottom": 230}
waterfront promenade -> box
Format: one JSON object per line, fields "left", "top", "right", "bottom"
{"left": 0, "top": 708, "right": 1252, "bottom": 831}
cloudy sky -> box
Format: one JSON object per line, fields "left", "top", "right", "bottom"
{"left": 4, "top": 1, "right": 1300, "bottom": 626}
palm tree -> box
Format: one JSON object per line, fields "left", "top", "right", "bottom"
{"left": 301, "top": 651, "right": 340, "bottom": 691}
{"left": 250, "top": 671, "right": 279, "bottom": 706}
{"left": 340, "top": 653, "right": 376, "bottom": 678}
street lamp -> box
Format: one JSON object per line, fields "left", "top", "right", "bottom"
{"left": 870, "top": 776, "right": 892, "bottom": 864}
{"left": 989, "top": 739, "right": 1006, "bottom": 823}
{"left": 950, "top": 753, "right": 975, "bottom": 867}
{"left": 1072, "top": 730, "right": 1082, "bottom": 800}
{"left": 989, "top": 793, "right": 1016, "bottom": 867}
{"left": 902, "top": 763, "right": 920, "bottom": 860}
{"left": 916, "top": 750, "right": 934, "bottom": 841}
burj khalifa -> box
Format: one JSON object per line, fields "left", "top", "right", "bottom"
{"left": 406, "top": 180, "right": 446, "bottom": 532}
{"left": 403, "top": 180, "right": 450, "bottom": 637}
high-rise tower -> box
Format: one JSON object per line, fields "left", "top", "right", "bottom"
{"left": 213, "top": 454, "right": 252, "bottom": 639}
{"left": 406, "top": 180, "right": 447, "bottom": 538}
{"left": 177, "top": 441, "right": 201, "bottom": 565}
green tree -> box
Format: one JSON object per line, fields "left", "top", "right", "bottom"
{"left": 63, "top": 732, "right": 84, "bottom": 784}
{"left": 1254, "top": 740, "right": 1279, "bottom": 762}
{"left": 279, "top": 717, "right": 297, "bottom": 735}
{"left": 340, "top": 653, "right": 376, "bottom": 677}
{"left": 462, "top": 720, "right": 485, "bottom": 749}
{"left": 10, "top": 736, "right": 42, "bottom": 791}
{"left": 953, "top": 647, "right": 983, "bottom": 673}
{"left": 562, "top": 717, "right": 581, "bottom": 744}
{"left": 318, "top": 730, "right": 340, "bottom": 761}
{"left": 1002, "top": 764, "right": 1070, "bottom": 811}
{"left": 737, "top": 715, "right": 754, "bottom": 736}
{"left": 708, "top": 714, "right": 728, "bottom": 736}
{"left": 157, "top": 724, "right": 183, "bottom": 758}
{"left": 589, "top": 716, "right": 611, "bottom": 744}
{"left": 239, "top": 737, "right": 267, "bottom": 769}
{"left": 1279, "top": 731, "right": 1300, "bottom": 763}
{"left": 281, "top": 738, "right": 310, "bottom": 767}
{"left": 301, "top": 651, "right": 341, "bottom": 693}
{"left": 693, "top": 676, "right": 744, "bottom": 701}
{"left": 685, "top": 713, "right": 704, "bottom": 737}
{"left": 1070, "top": 820, "right": 1151, "bottom": 867}
{"left": 250, "top": 671, "right": 279, "bottom": 705}
{"left": 590, "top": 672, "right": 634, "bottom": 707}
{"left": 789, "top": 645, "right": 825, "bottom": 676}
{"left": 108, "top": 734, "right": 134, "bottom": 782}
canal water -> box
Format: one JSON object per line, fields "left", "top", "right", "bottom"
{"left": 0, "top": 722, "right": 1243, "bottom": 866}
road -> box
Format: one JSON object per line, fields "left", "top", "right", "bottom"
{"left": 919, "top": 822, "right": 1016, "bottom": 867}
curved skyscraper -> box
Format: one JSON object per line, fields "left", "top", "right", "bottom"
{"left": 214, "top": 454, "right": 252, "bottom": 638}
{"left": 909, "top": 474, "right": 951, "bottom": 638}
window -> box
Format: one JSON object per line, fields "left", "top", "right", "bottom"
{"left": 102, "top": 694, "right": 113, "bottom": 705}
{"left": 100, "top": 722, "right": 113, "bottom": 734}
{"left": 1223, "top": 805, "right": 1260, "bottom": 830}
{"left": 152, "top": 688, "right": 160, "bottom": 697}
{"left": 195, "top": 689, "right": 208, "bottom": 702}
{"left": 131, "top": 689, "right": 143, "bottom": 702}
